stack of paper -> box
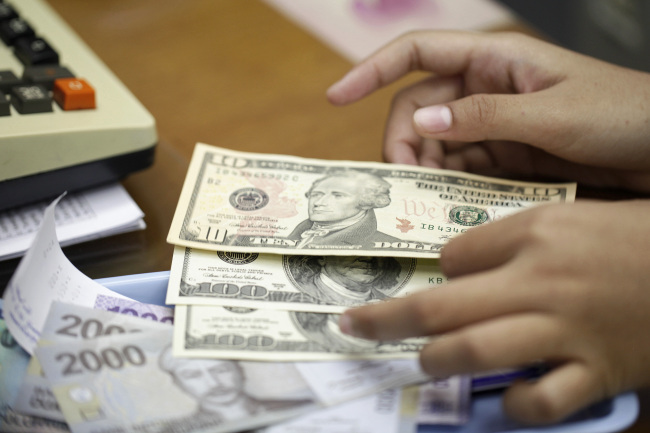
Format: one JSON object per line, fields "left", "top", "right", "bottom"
{"left": 0, "top": 183, "right": 145, "bottom": 261}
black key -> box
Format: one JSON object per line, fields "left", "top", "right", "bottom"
{"left": 10, "top": 84, "right": 52, "bottom": 114}
{"left": 23, "top": 65, "right": 74, "bottom": 90}
{"left": 14, "top": 37, "right": 59, "bottom": 65}
{"left": 0, "top": 90, "right": 10, "bottom": 116}
{"left": 0, "top": 3, "right": 18, "bottom": 23}
{"left": 0, "top": 69, "right": 21, "bottom": 92}
{"left": 0, "top": 17, "right": 35, "bottom": 45}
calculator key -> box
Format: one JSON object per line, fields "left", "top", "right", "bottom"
{"left": 23, "top": 65, "right": 74, "bottom": 90}
{"left": 14, "top": 36, "right": 59, "bottom": 65}
{"left": 0, "top": 3, "right": 18, "bottom": 23}
{"left": 0, "top": 17, "right": 35, "bottom": 45}
{"left": 10, "top": 84, "right": 52, "bottom": 114}
{"left": 0, "top": 69, "right": 21, "bottom": 92}
{"left": 53, "top": 78, "right": 96, "bottom": 110}
{"left": 0, "top": 90, "right": 9, "bottom": 116}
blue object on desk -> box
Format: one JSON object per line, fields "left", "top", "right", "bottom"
{"left": 96, "top": 271, "right": 640, "bottom": 433}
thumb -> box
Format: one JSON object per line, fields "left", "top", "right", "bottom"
{"left": 413, "top": 92, "right": 558, "bottom": 146}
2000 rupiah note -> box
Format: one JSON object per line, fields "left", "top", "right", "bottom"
{"left": 36, "top": 330, "right": 318, "bottom": 433}
{"left": 167, "top": 144, "right": 576, "bottom": 258}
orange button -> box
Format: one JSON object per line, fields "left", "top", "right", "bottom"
{"left": 53, "top": 78, "right": 96, "bottom": 110}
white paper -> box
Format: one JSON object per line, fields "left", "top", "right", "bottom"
{"left": 262, "top": 0, "right": 514, "bottom": 62}
{"left": 2, "top": 194, "right": 132, "bottom": 354}
{"left": 296, "top": 359, "right": 428, "bottom": 406}
{"left": 0, "top": 183, "right": 145, "bottom": 261}
{"left": 261, "top": 388, "right": 402, "bottom": 433}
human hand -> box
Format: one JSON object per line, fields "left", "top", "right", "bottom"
{"left": 327, "top": 31, "right": 650, "bottom": 192}
{"left": 338, "top": 200, "right": 650, "bottom": 424}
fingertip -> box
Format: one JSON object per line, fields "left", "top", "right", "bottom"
{"left": 383, "top": 142, "right": 419, "bottom": 166}
{"left": 338, "top": 311, "right": 355, "bottom": 336}
{"left": 413, "top": 105, "right": 453, "bottom": 134}
{"left": 338, "top": 308, "right": 375, "bottom": 339}
{"left": 325, "top": 80, "right": 348, "bottom": 105}
{"left": 439, "top": 239, "right": 463, "bottom": 277}
{"left": 502, "top": 380, "right": 564, "bottom": 425}
{"left": 326, "top": 65, "right": 374, "bottom": 105}
{"left": 502, "top": 365, "right": 601, "bottom": 425}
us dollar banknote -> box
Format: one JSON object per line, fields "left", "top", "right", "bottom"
{"left": 167, "top": 246, "right": 447, "bottom": 312}
{"left": 167, "top": 143, "right": 576, "bottom": 258}
{"left": 35, "top": 330, "right": 317, "bottom": 433}
{"left": 174, "top": 305, "right": 426, "bottom": 361}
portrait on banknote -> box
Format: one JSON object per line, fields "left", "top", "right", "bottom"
{"left": 287, "top": 170, "right": 401, "bottom": 249}
{"left": 169, "top": 247, "right": 424, "bottom": 312}
{"left": 290, "top": 311, "right": 386, "bottom": 353}
{"left": 283, "top": 255, "right": 416, "bottom": 307}
{"left": 158, "top": 344, "right": 313, "bottom": 431}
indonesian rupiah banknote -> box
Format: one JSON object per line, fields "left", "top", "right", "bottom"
{"left": 167, "top": 246, "right": 447, "bottom": 312}
{"left": 35, "top": 329, "right": 317, "bottom": 433}
{"left": 30, "top": 303, "right": 447, "bottom": 429}
{"left": 167, "top": 143, "right": 577, "bottom": 258}
{"left": 13, "top": 301, "right": 172, "bottom": 422}
{"left": 0, "top": 300, "right": 70, "bottom": 433}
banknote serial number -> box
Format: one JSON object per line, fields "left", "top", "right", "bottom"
{"left": 420, "top": 224, "right": 468, "bottom": 233}
{"left": 206, "top": 168, "right": 299, "bottom": 183}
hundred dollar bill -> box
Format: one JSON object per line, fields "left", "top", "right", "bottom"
{"left": 13, "top": 301, "right": 172, "bottom": 422}
{"left": 36, "top": 330, "right": 317, "bottom": 433}
{"left": 167, "top": 143, "right": 576, "bottom": 258}
{"left": 174, "top": 304, "right": 426, "bottom": 361}
{"left": 167, "top": 246, "right": 447, "bottom": 312}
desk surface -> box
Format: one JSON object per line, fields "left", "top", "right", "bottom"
{"left": 1, "top": 0, "right": 648, "bottom": 431}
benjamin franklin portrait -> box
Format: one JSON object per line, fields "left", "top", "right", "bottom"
{"left": 283, "top": 255, "right": 416, "bottom": 307}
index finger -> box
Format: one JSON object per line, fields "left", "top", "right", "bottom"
{"left": 326, "top": 30, "right": 487, "bottom": 105}
{"left": 338, "top": 268, "right": 532, "bottom": 341}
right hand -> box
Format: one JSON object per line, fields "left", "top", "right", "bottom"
{"left": 327, "top": 31, "right": 650, "bottom": 192}
{"left": 339, "top": 199, "right": 650, "bottom": 424}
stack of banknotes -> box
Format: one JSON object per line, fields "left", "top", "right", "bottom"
{"left": 0, "top": 143, "right": 577, "bottom": 433}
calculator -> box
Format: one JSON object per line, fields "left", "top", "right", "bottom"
{"left": 0, "top": 0, "right": 157, "bottom": 211}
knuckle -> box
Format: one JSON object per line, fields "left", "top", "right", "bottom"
{"left": 524, "top": 388, "right": 567, "bottom": 424}
{"left": 404, "top": 296, "right": 450, "bottom": 336}
{"left": 520, "top": 205, "right": 567, "bottom": 247}
{"left": 465, "top": 94, "right": 498, "bottom": 127}
{"left": 408, "top": 299, "right": 439, "bottom": 328}
{"left": 450, "top": 332, "right": 493, "bottom": 370}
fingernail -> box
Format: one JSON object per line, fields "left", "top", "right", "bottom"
{"left": 338, "top": 313, "right": 356, "bottom": 336}
{"left": 414, "top": 105, "right": 452, "bottom": 132}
